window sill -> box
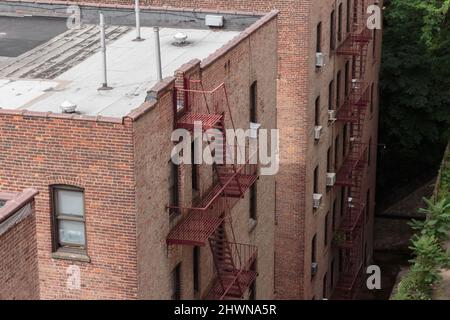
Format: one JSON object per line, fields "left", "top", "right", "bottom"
{"left": 52, "top": 250, "right": 91, "bottom": 263}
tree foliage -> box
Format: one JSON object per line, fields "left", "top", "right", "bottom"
{"left": 378, "top": 0, "right": 450, "bottom": 193}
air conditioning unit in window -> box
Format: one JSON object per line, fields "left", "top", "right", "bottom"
{"left": 326, "top": 172, "right": 336, "bottom": 187}
{"left": 311, "top": 262, "right": 319, "bottom": 276}
{"left": 352, "top": 79, "right": 360, "bottom": 89}
{"left": 314, "top": 126, "right": 323, "bottom": 140}
{"left": 328, "top": 110, "right": 337, "bottom": 122}
{"left": 313, "top": 193, "right": 322, "bottom": 209}
{"left": 348, "top": 197, "right": 355, "bottom": 208}
{"left": 316, "top": 52, "right": 326, "bottom": 68}
{"left": 249, "top": 122, "right": 261, "bottom": 139}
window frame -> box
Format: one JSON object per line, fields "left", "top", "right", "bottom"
{"left": 193, "top": 247, "right": 200, "bottom": 294}
{"left": 330, "top": 10, "right": 336, "bottom": 53}
{"left": 316, "top": 22, "right": 322, "bottom": 53}
{"left": 250, "top": 81, "right": 258, "bottom": 123}
{"left": 169, "top": 161, "right": 180, "bottom": 217}
{"left": 172, "top": 263, "right": 182, "bottom": 300}
{"left": 315, "top": 96, "right": 321, "bottom": 127}
{"left": 50, "top": 185, "right": 87, "bottom": 253}
{"left": 338, "top": 3, "right": 343, "bottom": 42}
{"left": 250, "top": 183, "right": 257, "bottom": 221}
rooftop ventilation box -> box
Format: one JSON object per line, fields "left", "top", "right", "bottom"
{"left": 205, "top": 15, "right": 224, "bottom": 28}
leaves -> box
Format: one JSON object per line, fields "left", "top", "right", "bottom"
{"left": 394, "top": 196, "right": 450, "bottom": 299}
{"left": 378, "top": 0, "right": 450, "bottom": 193}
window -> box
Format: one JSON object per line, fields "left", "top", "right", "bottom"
{"left": 316, "top": 22, "right": 322, "bottom": 53}
{"left": 323, "top": 272, "right": 328, "bottom": 299}
{"left": 172, "top": 264, "right": 181, "bottom": 300}
{"left": 334, "top": 135, "right": 339, "bottom": 170}
{"left": 315, "top": 96, "right": 320, "bottom": 126}
{"left": 328, "top": 80, "right": 334, "bottom": 110}
{"left": 250, "top": 184, "right": 257, "bottom": 221}
{"left": 373, "top": 29, "right": 377, "bottom": 59}
{"left": 366, "top": 189, "right": 371, "bottom": 222}
{"left": 343, "top": 124, "right": 348, "bottom": 158}
{"left": 324, "top": 212, "right": 329, "bottom": 246}
{"left": 312, "top": 234, "right": 317, "bottom": 265}
{"left": 338, "top": 3, "right": 343, "bottom": 42}
{"left": 250, "top": 81, "right": 257, "bottom": 123}
{"left": 313, "top": 166, "right": 319, "bottom": 194}
{"left": 169, "top": 162, "right": 179, "bottom": 216}
{"left": 370, "top": 83, "right": 375, "bottom": 114}
{"left": 339, "top": 249, "right": 344, "bottom": 272}
{"left": 51, "top": 185, "right": 86, "bottom": 252}
{"left": 352, "top": 55, "right": 356, "bottom": 78}
{"left": 191, "top": 141, "right": 199, "bottom": 192}
{"left": 364, "top": 242, "right": 369, "bottom": 265}
{"left": 330, "top": 10, "right": 336, "bottom": 52}
{"left": 327, "top": 147, "right": 332, "bottom": 172}
{"left": 332, "top": 199, "right": 337, "bottom": 231}
{"left": 336, "top": 71, "right": 341, "bottom": 109}
{"left": 340, "top": 187, "right": 346, "bottom": 217}
{"left": 346, "top": 0, "right": 351, "bottom": 33}
{"left": 330, "top": 259, "right": 335, "bottom": 289}
{"left": 344, "top": 61, "right": 349, "bottom": 96}
{"left": 193, "top": 247, "right": 200, "bottom": 293}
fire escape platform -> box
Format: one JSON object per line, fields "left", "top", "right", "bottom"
{"left": 167, "top": 182, "right": 229, "bottom": 246}
{"left": 336, "top": 30, "right": 372, "bottom": 56}
{"left": 166, "top": 211, "right": 224, "bottom": 246}
{"left": 332, "top": 263, "right": 364, "bottom": 299}
{"left": 336, "top": 103, "right": 358, "bottom": 123}
{"left": 207, "top": 270, "right": 258, "bottom": 300}
{"left": 176, "top": 112, "right": 223, "bottom": 130}
{"left": 220, "top": 173, "right": 258, "bottom": 198}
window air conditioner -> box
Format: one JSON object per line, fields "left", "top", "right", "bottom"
{"left": 328, "top": 110, "right": 336, "bottom": 122}
{"left": 316, "top": 52, "right": 325, "bottom": 67}
{"left": 326, "top": 173, "right": 336, "bottom": 187}
{"left": 314, "top": 126, "right": 323, "bottom": 140}
{"left": 311, "top": 262, "right": 319, "bottom": 275}
{"left": 313, "top": 193, "right": 323, "bottom": 208}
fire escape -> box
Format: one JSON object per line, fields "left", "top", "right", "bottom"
{"left": 332, "top": 0, "right": 372, "bottom": 300}
{"left": 166, "top": 79, "right": 258, "bottom": 300}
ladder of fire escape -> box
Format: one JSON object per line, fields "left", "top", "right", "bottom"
{"left": 167, "top": 78, "right": 258, "bottom": 300}
{"left": 332, "top": 0, "right": 372, "bottom": 300}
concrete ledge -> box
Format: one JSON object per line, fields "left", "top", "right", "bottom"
{"left": 0, "top": 188, "right": 38, "bottom": 224}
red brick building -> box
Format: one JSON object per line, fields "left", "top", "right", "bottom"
{"left": 0, "top": 2, "right": 277, "bottom": 299}
{"left": 0, "top": 0, "right": 382, "bottom": 300}
{"left": 0, "top": 189, "right": 40, "bottom": 299}
{"left": 121, "top": 0, "right": 382, "bottom": 300}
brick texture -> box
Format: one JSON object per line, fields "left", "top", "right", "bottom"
{"left": 0, "top": 202, "right": 40, "bottom": 300}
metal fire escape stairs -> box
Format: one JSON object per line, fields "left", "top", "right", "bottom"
{"left": 332, "top": 0, "right": 372, "bottom": 300}
{"left": 166, "top": 79, "right": 258, "bottom": 300}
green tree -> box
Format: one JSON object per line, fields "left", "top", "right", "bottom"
{"left": 378, "top": 0, "right": 450, "bottom": 195}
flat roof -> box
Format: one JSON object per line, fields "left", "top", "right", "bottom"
{"left": 0, "top": 22, "right": 239, "bottom": 117}
{"left": 0, "top": 15, "right": 67, "bottom": 57}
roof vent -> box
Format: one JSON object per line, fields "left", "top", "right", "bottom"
{"left": 173, "top": 32, "right": 189, "bottom": 47}
{"left": 60, "top": 100, "right": 77, "bottom": 113}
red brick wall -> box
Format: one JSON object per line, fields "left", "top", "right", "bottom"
{"left": 2, "top": 0, "right": 381, "bottom": 299}
{"left": 0, "top": 203, "right": 40, "bottom": 300}
{"left": 131, "top": 13, "right": 277, "bottom": 299}
{"left": 0, "top": 114, "right": 138, "bottom": 299}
